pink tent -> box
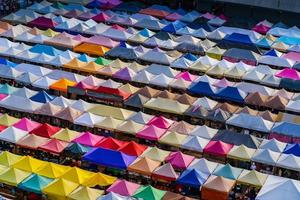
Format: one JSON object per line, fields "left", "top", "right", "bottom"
{"left": 282, "top": 52, "right": 300, "bottom": 62}
{"left": 92, "top": 12, "right": 111, "bottom": 22}
{"left": 275, "top": 68, "right": 300, "bottom": 80}
{"left": 213, "top": 78, "right": 234, "bottom": 88}
{"left": 203, "top": 141, "right": 233, "bottom": 157}
{"left": 72, "top": 34, "right": 89, "bottom": 42}
{"left": 175, "top": 72, "right": 196, "bottom": 81}
{"left": 86, "top": 35, "right": 119, "bottom": 48}
{"left": 252, "top": 24, "right": 270, "bottom": 34}
{"left": 38, "top": 138, "right": 69, "bottom": 154}
{"left": 218, "top": 14, "right": 228, "bottom": 20}
{"left": 107, "top": 180, "right": 140, "bottom": 196}
{"left": 72, "top": 131, "right": 104, "bottom": 147}
{"left": 165, "top": 151, "right": 195, "bottom": 170}
{"left": 13, "top": 118, "right": 41, "bottom": 132}
{"left": 202, "top": 12, "right": 215, "bottom": 20}
{"left": 0, "top": 94, "right": 7, "bottom": 101}
{"left": 111, "top": 24, "right": 125, "bottom": 31}
{"left": 136, "top": 125, "right": 167, "bottom": 141}
{"left": 147, "top": 116, "right": 174, "bottom": 129}
{"left": 165, "top": 13, "right": 182, "bottom": 21}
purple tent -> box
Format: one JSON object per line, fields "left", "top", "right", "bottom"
{"left": 113, "top": 67, "right": 136, "bottom": 81}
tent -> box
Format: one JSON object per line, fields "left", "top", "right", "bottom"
{"left": 83, "top": 148, "right": 137, "bottom": 169}
{"left": 227, "top": 145, "right": 256, "bottom": 162}
{"left": 0, "top": 151, "right": 22, "bottom": 167}
{"left": 82, "top": 171, "right": 116, "bottom": 187}
{"left": 216, "top": 87, "right": 247, "bottom": 103}
{"left": 188, "top": 81, "right": 217, "bottom": 96}
{"left": 276, "top": 154, "right": 300, "bottom": 171}
{"left": 118, "top": 141, "right": 147, "bottom": 156}
{"left": 137, "top": 125, "right": 167, "bottom": 141}
{"left": 0, "top": 126, "right": 28, "bottom": 143}
{"left": 223, "top": 33, "right": 254, "bottom": 45}
{"left": 271, "top": 122, "right": 300, "bottom": 137}
{"left": 0, "top": 114, "right": 19, "bottom": 126}
{"left": 177, "top": 169, "right": 209, "bottom": 188}
{"left": 72, "top": 131, "right": 104, "bottom": 147}
{"left": 35, "top": 162, "right": 70, "bottom": 179}
{"left": 42, "top": 178, "right": 79, "bottom": 199}
{"left": 203, "top": 141, "right": 233, "bottom": 157}
{"left": 159, "top": 131, "right": 187, "bottom": 147}
{"left": 152, "top": 163, "right": 178, "bottom": 181}
{"left": 188, "top": 158, "right": 218, "bottom": 174}
{"left": 132, "top": 185, "right": 166, "bottom": 200}
{"left": 259, "top": 138, "right": 286, "bottom": 153}
{"left": 128, "top": 157, "right": 161, "bottom": 176}
{"left": 283, "top": 143, "right": 300, "bottom": 157}
{"left": 38, "top": 138, "right": 69, "bottom": 154}
{"left": 140, "top": 147, "right": 170, "bottom": 162}
{"left": 251, "top": 149, "right": 280, "bottom": 166}
{"left": 68, "top": 186, "right": 103, "bottom": 200}
{"left": 16, "top": 134, "right": 49, "bottom": 150}
{"left": 97, "top": 137, "right": 125, "bottom": 151}
{"left": 28, "top": 16, "right": 58, "bottom": 29}
{"left": 107, "top": 180, "right": 140, "bottom": 196}
{"left": 0, "top": 167, "right": 31, "bottom": 186}
{"left": 165, "top": 151, "right": 195, "bottom": 170}
{"left": 237, "top": 170, "right": 268, "bottom": 187}
{"left": 213, "top": 164, "right": 242, "bottom": 180}
{"left": 201, "top": 175, "right": 236, "bottom": 200}
{"left": 223, "top": 48, "right": 260, "bottom": 65}
{"left": 13, "top": 155, "right": 46, "bottom": 173}
{"left": 59, "top": 167, "right": 94, "bottom": 185}
{"left": 51, "top": 128, "right": 80, "bottom": 142}
{"left": 30, "top": 123, "right": 61, "bottom": 138}
{"left": 19, "top": 174, "right": 53, "bottom": 194}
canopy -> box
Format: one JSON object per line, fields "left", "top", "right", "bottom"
{"left": 188, "top": 158, "right": 218, "bottom": 174}
{"left": 36, "top": 162, "right": 70, "bottom": 179}
{"left": 132, "top": 185, "right": 166, "bottom": 200}
{"left": 72, "top": 131, "right": 104, "bottom": 147}
{"left": 213, "top": 164, "right": 243, "bottom": 180}
{"left": 42, "top": 178, "right": 79, "bottom": 198}
{"left": 140, "top": 147, "right": 170, "bottom": 162}
{"left": 49, "top": 78, "right": 76, "bottom": 92}
{"left": 227, "top": 145, "right": 256, "bottom": 161}
{"left": 68, "top": 186, "right": 103, "bottom": 200}
{"left": 60, "top": 167, "right": 94, "bottom": 185}
{"left": 237, "top": 170, "right": 268, "bottom": 187}
{"left": 203, "top": 141, "right": 233, "bottom": 157}
{"left": 19, "top": 174, "right": 53, "bottom": 194}
{"left": 38, "top": 138, "right": 69, "bottom": 154}
{"left": 177, "top": 169, "right": 209, "bottom": 188}
{"left": 0, "top": 167, "right": 31, "bottom": 186}
{"left": 13, "top": 155, "right": 46, "bottom": 173}
{"left": 83, "top": 148, "right": 137, "bottom": 169}
{"left": 152, "top": 163, "right": 178, "bottom": 181}
{"left": 107, "top": 180, "right": 140, "bottom": 196}
{"left": 128, "top": 157, "right": 161, "bottom": 176}
{"left": 0, "top": 151, "right": 22, "bottom": 166}
{"left": 30, "top": 123, "right": 61, "bottom": 138}
{"left": 165, "top": 151, "right": 194, "bottom": 170}
{"left": 137, "top": 125, "right": 167, "bottom": 141}
{"left": 82, "top": 172, "right": 116, "bottom": 187}
{"left": 17, "top": 134, "right": 49, "bottom": 150}
{"left": 0, "top": 126, "right": 28, "bottom": 143}
{"left": 251, "top": 149, "right": 280, "bottom": 166}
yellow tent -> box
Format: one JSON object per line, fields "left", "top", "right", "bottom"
{"left": 140, "top": 147, "right": 170, "bottom": 162}
{"left": 63, "top": 58, "right": 86, "bottom": 71}
{"left": 82, "top": 172, "right": 117, "bottom": 187}
{"left": 36, "top": 162, "right": 71, "bottom": 179}
{"left": 207, "top": 65, "right": 226, "bottom": 77}
{"left": 206, "top": 47, "right": 225, "bottom": 60}
{"left": 95, "top": 116, "right": 123, "bottom": 131}
{"left": 237, "top": 170, "right": 268, "bottom": 187}
{"left": 43, "top": 178, "right": 79, "bottom": 199}
{"left": 60, "top": 167, "right": 95, "bottom": 185}
{"left": 49, "top": 78, "right": 77, "bottom": 93}
{"left": 144, "top": 98, "right": 189, "bottom": 114}
{"left": 43, "top": 29, "right": 59, "bottom": 37}
{"left": 188, "top": 60, "right": 213, "bottom": 72}
{"left": 0, "top": 164, "right": 8, "bottom": 173}
{"left": 68, "top": 186, "right": 104, "bottom": 200}
{"left": 0, "top": 114, "right": 19, "bottom": 126}
{"left": 51, "top": 128, "right": 80, "bottom": 142}
{"left": 225, "top": 66, "right": 246, "bottom": 79}
{"left": 159, "top": 131, "right": 187, "bottom": 147}
{"left": 88, "top": 104, "right": 135, "bottom": 120}
{"left": 13, "top": 156, "right": 47, "bottom": 173}
{"left": 0, "top": 167, "right": 31, "bottom": 186}
{"left": 79, "top": 62, "right": 104, "bottom": 73}
{"left": 119, "top": 83, "right": 139, "bottom": 94}
{"left": 0, "top": 151, "right": 22, "bottom": 166}
{"left": 108, "top": 59, "right": 129, "bottom": 69}
{"left": 227, "top": 145, "right": 256, "bottom": 162}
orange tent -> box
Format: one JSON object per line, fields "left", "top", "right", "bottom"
{"left": 63, "top": 58, "right": 86, "bottom": 71}
{"left": 201, "top": 175, "right": 236, "bottom": 200}
{"left": 49, "top": 78, "right": 77, "bottom": 93}
{"left": 73, "top": 43, "right": 110, "bottom": 56}
{"left": 79, "top": 62, "right": 104, "bottom": 73}
{"left": 128, "top": 157, "right": 161, "bottom": 176}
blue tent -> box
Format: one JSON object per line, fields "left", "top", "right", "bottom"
{"left": 223, "top": 33, "right": 253, "bottom": 46}
{"left": 189, "top": 81, "right": 216, "bottom": 96}
{"left": 83, "top": 148, "right": 137, "bottom": 169}
{"left": 77, "top": 54, "right": 95, "bottom": 62}
{"left": 162, "top": 21, "right": 186, "bottom": 33}
{"left": 271, "top": 122, "right": 300, "bottom": 137}
{"left": 139, "top": 28, "right": 153, "bottom": 37}
{"left": 86, "top": 0, "right": 102, "bottom": 8}
{"left": 272, "top": 22, "right": 288, "bottom": 29}
{"left": 283, "top": 144, "right": 300, "bottom": 157}
{"left": 184, "top": 53, "right": 198, "bottom": 61}
{"left": 255, "top": 38, "right": 272, "bottom": 48}
{"left": 264, "top": 49, "right": 282, "bottom": 57}
{"left": 276, "top": 36, "right": 300, "bottom": 45}
{"left": 188, "top": 22, "right": 214, "bottom": 32}
{"left": 29, "top": 44, "right": 62, "bottom": 56}
{"left": 113, "top": 2, "right": 145, "bottom": 13}
{"left": 65, "top": 143, "right": 91, "bottom": 154}
{"left": 64, "top": 3, "right": 87, "bottom": 11}
{"left": 216, "top": 87, "right": 247, "bottom": 103}
{"left": 18, "top": 174, "right": 53, "bottom": 194}
{"left": 177, "top": 169, "right": 209, "bottom": 188}
{"left": 30, "top": 91, "right": 55, "bottom": 103}
{"left": 0, "top": 58, "right": 17, "bottom": 67}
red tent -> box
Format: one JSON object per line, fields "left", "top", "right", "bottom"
{"left": 28, "top": 17, "right": 58, "bottom": 29}
{"left": 38, "top": 138, "right": 69, "bottom": 154}
{"left": 92, "top": 12, "right": 111, "bottom": 22}
{"left": 0, "top": 125, "right": 7, "bottom": 132}
{"left": 72, "top": 131, "right": 104, "bottom": 147}
{"left": 97, "top": 137, "right": 126, "bottom": 150}
{"left": 30, "top": 123, "right": 61, "bottom": 138}
{"left": 118, "top": 141, "right": 147, "bottom": 156}
{"left": 139, "top": 8, "right": 169, "bottom": 18}
{"left": 203, "top": 141, "right": 233, "bottom": 157}
{"left": 88, "top": 86, "right": 131, "bottom": 101}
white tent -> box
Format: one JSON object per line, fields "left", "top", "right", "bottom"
{"left": 70, "top": 99, "right": 95, "bottom": 112}
{"left": 235, "top": 82, "right": 274, "bottom": 96}
{"left": 128, "top": 111, "right": 153, "bottom": 124}
{"left": 169, "top": 78, "right": 192, "bottom": 90}
{"left": 15, "top": 50, "right": 39, "bottom": 62}
{"left": 145, "top": 64, "right": 179, "bottom": 78}
{"left": 28, "top": 34, "right": 50, "bottom": 44}
{"left": 243, "top": 70, "right": 265, "bottom": 82}
{"left": 99, "top": 192, "right": 130, "bottom": 200}
{"left": 260, "top": 74, "right": 281, "bottom": 87}
{"left": 192, "top": 28, "right": 208, "bottom": 38}
{"left": 50, "top": 96, "right": 75, "bottom": 108}
{"left": 258, "top": 56, "right": 295, "bottom": 68}
{"left": 48, "top": 55, "right": 71, "bottom": 66}
{"left": 12, "top": 87, "right": 38, "bottom": 98}
{"left": 15, "top": 72, "right": 40, "bottom": 85}
{"left": 81, "top": 75, "right": 104, "bottom": 87}
{"left": 15, "top": 32, "right": 35, "bottom": 42}
{"left": 181, "top": 135, "right": 210, "bottom": 152}
{"left": 0, "top": 127, "right": 28, "bottom": 143}
{"left": 171, "top": 57, "right": 194, "bottom": 69}
{"left": 132, "top": 71, "right": 155, "bottom": 84}
{"left": 0, "top": 67, "right": 23, "bottom": 80}
{"left": 207, "top": 30, "right": 226, "bottom": 40}
{"left": 190, "top": 125, "right": 218, "bottom": 139}
{"left": 176, "top": 27, "right": 195, "bottom": 35}
{"left": 149, "top": 74, "right": 173, "bottom": 87}
{"left": 74, "top": 112, "right": 105, "bottom": 127}
{"left": 259, "top": 138, "right": 287, "bottom": 153}
{"left": 0, "top": 95, "right": 42, "bottom": 113}
{"left": 99, "top": 79, "right": 121, "bottom": 89}
{"left": 100, "top": 28, "right": 132, "bottom": 41}
{"left": 251, "top": 149, "right": 280, "bottom": 166}
{"left": 31, "top": 53, "right": 55, "bottom": 64}
{"left": 85, "top": 23, "right": 110, "bottom": 35}
{"left": 15, "top": 63, "right": 52, "bottom": 76}
{"left": 256, "top": 175, "right": 300, "bottom": 200}
{"left": 188, "top": 158, "right": 218, "bottom": 174}
{"left": 227, "top": 113, "right": 274, "bottom": 133}
{"left": 0, "top": 47, "right": 23, "bottom": 57}
{"left": 32, "top": 77, "right": 56, "bottom": 89}
{"left": 0, "top": 38, "right": 19, "bottom": 52}
{"left": 140, "top": 50, "right": 176, "bottom": 65}
{"left": 286, "top": 100, "right": 300, "bottom": 113}
{"left": 276, "top": 154, "right": 300, "bottom": 171}
{"left": 59, "top": 50, "right": 80, "bottom": 60}
{"left": 192, "top": 97, "right": 218, "bottom": 110}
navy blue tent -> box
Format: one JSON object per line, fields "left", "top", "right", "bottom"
{"left": 105, "top": 47, "right": 138, "bottom": 60}
{"left": 216, "top": 87, "right": 247, "bottom": 103}
{"left": 264, "top": 49, "right": 281, "bottom": 57}
{"left": 189, "top": 81, "right": 216, "bottom": 96}
{"left": 279, "top": 78, "right": 300, "bottom": 92}
{"left": 177, "top": 169, "right": 209, "bottom": 188}
{"left": 223, "top": 33, "right": 253, "bottom": 46}
{"left": 30, "top": 91, "right": 55, "bottom": 103}
{"left": 283, "top": 144, "right": 300, "bottom": 157}
{"left": 162, "top": 21, "right": 186, "bottom": 33}
{"left": 83, "top": 148, "right": 137, "bottom": 169}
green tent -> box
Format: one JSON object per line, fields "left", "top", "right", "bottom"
{"left": 132, "top": 185, "right": 166, "bottom": 200}
{"left": 95, "top": 57, "right": 111, "bottom": 65}
{"left": 0, "top": 84, "right": 18, "bottom": 94}
{"left": 65, "top": 143, "right": 91, "bottom": 154}
{"left": 213, "top": 163, "right": 242, "bottom": 180}
{"left": 18, "top": 174, "right": 53, "bottom": 194}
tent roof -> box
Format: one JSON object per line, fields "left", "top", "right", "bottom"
{"left": 202, "top": 175, "right": 236, "bottom": 193}
{"left": 213, "top": 164, "right": 243, "bottom": 180}
{"left": 42, "top": 178, "right": 79, "bottom": 197}
{"left": 107, "top": 179, "right": 140, "bottom": 196}
{"left": 68, "top": 186, "right": 103, "bottom": 200}
{"left": 128, "top": 157, "right": 161, "bottom": 176}
{"left": 132, "top": 185, "right": 166, "bottom": 200}
{"left": 0, "top": 151, "right": 22, "bottom": 167}
{"left": 19, "top": 174, "right": 53, "bottom": 194}
{"left": 36, "top": 162, "right": 71, "bottom": 179}
{"left": 188, "top": 158, "right": 218, "bottom": 174}
{"left": 0, "top": 167, "right": 31, "bottom": 186}
{"left": 13, "top": 155, "right": 46, "bottom": 173}
{"left": 152, "top": 163, "right": 178, "bottom": 181}
{"left": 237, "top": 170, "right": 268, "bottom": 187}
{"left": 177, "top": 169, "right": 209, "bottom": 188}
{"left": 30, "top": 123, "right": 61, "bottom": 138}
{"left": 203, "top": 140, "right": 233, "bottom": 157}
{"left": 140, "top": 147, "right": 170, "bottom": 162}
{"left": 165, "top": 151, "right": 195, "bottom": 170}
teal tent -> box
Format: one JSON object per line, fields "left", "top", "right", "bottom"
{"left": 19, "top": 174, "right": 53, "bottom": 194}
{"left": 212, "top": 164, "right": 242, "bottom": 180}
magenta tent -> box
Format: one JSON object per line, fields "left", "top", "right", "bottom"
{"left": 72, "top": 131, "right": 104, "bottom": 147}
{"left": 113, "top": 67, "right": 136, "bottom": 81}
{"left": 202, "top": 12, "right": 215, "bottom": 20}
{"left": 86, "top": 35, "right": 119, "bottom": 48}
{"left": 166, "top": 13, "right": 182, "bottom": 21}
{"left": 275, "top": 68, "right": 300, "bottom": 80}
{"left": 147, "top": 116, "right": 174, "bottom": 129}
{"left": 203, "top": 141, "right": 233, "bottom": 157}
{"left": 92, "top": 12, "right": 111, "bottom": 22}
{"left": 13, "top": 118, "right": 41, "bottom": 132}
{"left": 28, "top": 17, "right": 58, "bottom": 29}
{"left": 136, "top": 125, "right": 167, "bottom": 141}
{"left": 282, "top": 52, "right": 300, "bottom": 62}
{"left": 165, "top": 151, "right": 195, "bottom": 170}
{"left": 252, "top": 24, "right": 270, "bottom": 34}
{"left": 175, "top": 72, "right": 197, "bottom": 81}
{"left": 107, "top": 179, "right": 140, "bottom": 196}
